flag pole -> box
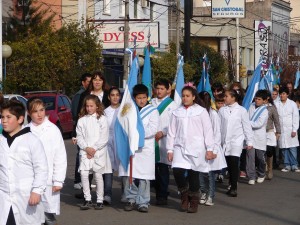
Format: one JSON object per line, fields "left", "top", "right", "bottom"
{"left": 129, "top": 38, "right": 138, "bottom": 187}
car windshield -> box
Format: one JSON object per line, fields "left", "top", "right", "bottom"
{"left": 38, "top": 96, "right": 55, "bottom": 110}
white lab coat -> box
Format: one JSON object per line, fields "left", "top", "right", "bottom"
{"left": 0, "top": 130, "right": 48, "bottom": 225}
{"left": 151, "top": 97, "right": 178, "bottom": 165}
{"left": 76, "top": 113, "right": 112, "bottom": 174}
{"left": 219, "top": 102, "right": 253, "bottom": 157}
{"left": 166, "top": 104, "right": 214, "bottom": 173}
{"left": 275, "top": 99, "right": 299, "bottom": 148}
{"left": 27, "top": 118, "right": 67, "bottom": 215}
{"left": 118, "top": 104, "right": 159, "bottom": 180}
{"left": 248, "top": 103, "right": 268, "bottom": 151}
{"left": 104, "top": 106, "right": 120, "bottom": 171}
{"left": 208, "top": 109, "right": 227, "bottom": 171}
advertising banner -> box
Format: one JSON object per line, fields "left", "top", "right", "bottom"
{"left": 254, "top": 20, "right": 272, "bottom": 69}
{"left": 95, "top": 22, "right": 159, "bottom": 49}
{"left": 211, "top": 0, "right": 245, "bottom": 18}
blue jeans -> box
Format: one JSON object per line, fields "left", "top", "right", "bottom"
{"left": 282, "top": 147, "right": 299, "bottom": 170}
{"left": 154, "top": 163, "right": 170, "bottom": 200}
{"left": 199, "top": 171, "right": 215, "bottom": 199}
{"left": 124, "top": 178, "right": 150, "bottom": 208}
{"left": 103, "top": 173, "right": 113, "bottom": 197}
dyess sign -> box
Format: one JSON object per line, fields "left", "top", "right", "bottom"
{"left": 96, "top": 22, "right": 159, "bottom": 49}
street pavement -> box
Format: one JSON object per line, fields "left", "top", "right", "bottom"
{"left": 58, "top": 139, "right": 300, "bottom": 225}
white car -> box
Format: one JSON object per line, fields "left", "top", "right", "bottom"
{"left": 4, "top": 94, "right": 28, "bottom": 125}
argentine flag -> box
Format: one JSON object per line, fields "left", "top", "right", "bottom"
{"left": 295, "top": 68, "right": 300, "bottom": 89}
{"left": 242, "top": 59, "right": 263, "bottom": 110}
{"left": 174, "top": 55, "right": 184, "bottom": 106}
{"left": 114, "top": 57, "right": 145, "bottom": 171}
{"left": 142, "top": 45, "right": 152, "bottom": 100}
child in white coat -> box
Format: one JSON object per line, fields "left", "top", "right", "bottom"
{"left": 103, "top": 87, "right": 121, "bottom": 205}
{"left": 0, "top": 99, "right": 48, "bottom": 225}
{"left": 76, "top": 94, "right": 112, "bottom": 210}
{"left": 247, "top": 90, "right": 269, "bottom": 185}
{"left": 167, "top": 86, "right": 215, "bottom": 213}
{"left": 27, "top": 98, "right": 67, "bottom": 225}
{"left": 122, "top": 84, "right": 159, "bottom": 213}
{"left": 198, "top": 91, "right": 227, "bottom": 206}
{"left": 219, "top": 89, "right": 253, "bottom": 197}
{"left": 275, "top": 87, "right": 300, "bottom": 172}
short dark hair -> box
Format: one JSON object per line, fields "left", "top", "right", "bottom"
{"left": 2, "top": 99, "right": 25, "bottom": 124}
{"left": 212, "top": 82, "right": 224, "bottom": 93}
{"left": 254, "top": 89, "right": 268, "bottom": 100}
{"left": 80, "top": 73, "right": 92, "bottom": 82}
{"left": 279, "top": 87, "right": 289, "bottom": 95}
{"left": 133, "top": 84, "right": 148, "bottom": 98}
{"left": 155, "top": 79, "right": 169, "bottom": 90}
{"left": 215, "top": 93, "right": 225, "bottom": 102}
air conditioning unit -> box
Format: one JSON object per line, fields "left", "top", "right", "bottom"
{"left": 141, "top": 0, "right": 149, "bottom": 8}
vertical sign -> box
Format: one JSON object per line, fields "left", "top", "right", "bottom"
{"left": 255, "top": 21, "right": 272, "bottom": 69}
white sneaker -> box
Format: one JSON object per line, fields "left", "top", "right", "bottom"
{"left": 199, "top": 193, "right": 207, "bottom": 204}
{"left": 74, "top": 183, "right": 82, "bottom": 190}
{"left": 205, "top": 197, "right": 214, "bottom": 206}
{"left": 293, "top": 168, "right": 300, "bottom": 172}
{"left": 281, "top": 168, "right": 291, "bottom": 172}
{"left": 257, "top": 177, "right": 265, "bottom": 183}
{"left": 248, "top": 180, "right": 255, "bottom": 185}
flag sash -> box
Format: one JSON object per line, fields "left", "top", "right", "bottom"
{"left": 251, "top": 105, "right": 267, "bottom": 122}
{"left": 155, "top": 97, "right": 173, "bottom": 162}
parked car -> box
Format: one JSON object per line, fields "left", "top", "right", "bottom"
{"left": 4, "top": 94, "right": 28, "bottom": 125}
{"left": 24, "top": 91, "right": 73, "bottom": 135}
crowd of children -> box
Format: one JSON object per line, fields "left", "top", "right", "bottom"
{"left": 2, "top": 72, "right": 300, "bottom": 224}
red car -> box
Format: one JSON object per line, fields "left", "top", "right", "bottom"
{"left": 24, "top": 91, "right": 73, "bottom": 135}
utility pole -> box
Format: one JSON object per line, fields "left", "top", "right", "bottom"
{"left": 176, "top": 0, "right": 180, "bottom": 55}
{"left": 236, "top": 18, "right": 240, "bottom": 82}
{"left": 123, "top": 0, "right": 130, "bottom": 83}
{"left": 184, "top": 0, "right": 192, "bottom": 62}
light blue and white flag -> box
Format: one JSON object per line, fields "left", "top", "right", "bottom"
{"left": 242, "top": 59, "right": 263, "bottom": 110}
{"left": 295, "top": 68, "right": 300, "bottom": 89}
{"left": 174, "top": 55, "right": 185, "bottom": 106}
{"left": 142, "top": 46, "right": 152, "bottom": 100}
{"left": 114, "top": 57, "right": 145, "bottom": 171}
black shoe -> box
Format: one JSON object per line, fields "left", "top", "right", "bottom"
{"left": 138, "top": 206, "right": 148, "bottom": 213}
{"left": 80, "top": 201, "right": 93, "bottom": 210}
{"left": 227, "top": 189, "right": 237, "bottom": 197}
{"left": 95, "top": 203, "right": 104, "bottom": 210}
{"left": 75, "top": 192, "right": 84, "bottom": 199}
{"left": 124, "top": 202, "right": 135, "bottom": 211}
{"left": 156, "top": 199, "right": 168, "bottom": 206}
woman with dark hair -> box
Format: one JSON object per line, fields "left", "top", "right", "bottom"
{"left": 77, "top": 72, "right": 110, "bottom": 113}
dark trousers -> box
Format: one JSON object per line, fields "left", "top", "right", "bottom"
{"left": 6, "top": 207, "right": 16, "bottom": 225}
{"left": 225, "top": 156, "right": 240, "bottom": 190}
{"left": 103, "top": 173, "right": 113, "bottom": 197}
{"left": 74, "top": 146, "right": 81, "bottom": 184}
{"left": 154, "top": 163, "right": 170, "bottom": 200}
{"left": 239, "top": 149, "right": 246, "bottom": 171}
{"left": 173, "top": 168, "right": 199, "bottom": 193}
